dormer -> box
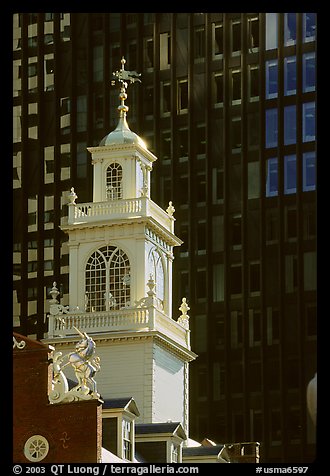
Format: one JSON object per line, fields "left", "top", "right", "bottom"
{"left": 102, "top": 397, "right": 140, "bottom": 462}
{"left": 135, "top": 422, "right": 187, "bottom": 463}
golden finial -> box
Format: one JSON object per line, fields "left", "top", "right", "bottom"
{"left": 112, "top": 56, "right": 141, "bottom": 117}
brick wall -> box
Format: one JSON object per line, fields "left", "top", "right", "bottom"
{"left": 13, "top": 334, "right": 102, "bottom": 463}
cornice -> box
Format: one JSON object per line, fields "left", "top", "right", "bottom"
{"left": 44, "top": 330, "right": 197, "bottom": 363}
{"left": 87, "top": 143, "right": 157, "bottom": 163}
{"left": 60, "top": 217, "right": 182, "bottom": 247}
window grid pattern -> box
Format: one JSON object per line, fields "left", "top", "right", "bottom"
{"left": 85, "top": 246, "right": 130, "bottom": 312}
{"left": 123, "top": 419, "right": 132, "bottom": 460}
{"left": 106, "top": 163, "right": 123, "bottom": 200}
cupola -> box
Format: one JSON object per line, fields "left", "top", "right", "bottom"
{"left": 87, "top": 57, "right": 156, "bottom": 203}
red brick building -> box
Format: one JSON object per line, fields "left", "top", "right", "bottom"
{"left": 13, "top": 333, "right": 102, "bottom": 463}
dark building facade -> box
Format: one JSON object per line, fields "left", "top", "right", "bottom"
{"left": 13, "top": 13, "right": 317, "bottom": 463}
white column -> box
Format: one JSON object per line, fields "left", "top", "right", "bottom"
{"left": 183, "top": 361, "right": 189, "bottom": 442}
{"left": 92, "top": 156, "right": 104, "bottom": 202}
{"left": 68, "top": 243, "right": 80, "bottom": 309}
{"left": 166, "top": 253, "right": 174, "bottom": 317}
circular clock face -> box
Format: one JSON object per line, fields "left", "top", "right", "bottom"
{"left": 24, "top": 435, "right": 49, "bottom": 462}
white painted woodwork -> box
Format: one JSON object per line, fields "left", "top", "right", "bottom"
{"left": 45, "top": 107, "right": 197, "bottom": 435}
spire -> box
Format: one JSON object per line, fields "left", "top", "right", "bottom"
{"left": 112, "top": 56, "right": 141, "bottom": 120}
{"left": 99, "top": 57, "right": 145, "bottom": 148}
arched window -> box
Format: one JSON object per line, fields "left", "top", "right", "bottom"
{"left": 148, "top": 248, "right": 165, "bottom": 306}
{"left": 85, "top": 246, "right": 130, "bottom": 312}
{"left": 106, "top": 163, "right": 122, "bottom": 200}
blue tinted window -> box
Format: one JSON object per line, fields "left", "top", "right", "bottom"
{"left": 284, "top": 13, "right": 296, "bottom": 46}
{"left": 303, "top": 53, "right": 315, "bottom": 92}
{"left": 284, "top": 56, "right": 296, "bottom": 96}
{"left": 303, "top": 13, "right": 316, "bottom": 42}
{"left": 266, "top": 158, "right": 278, "bottom": 197}
{"left": 284, "top": 105, "right": 296, "bottom": 145}
{"left": 303, "top": 152, "right": 316, "bottom": 191}
{"left": 284, "top": 155, "right": 296, "bottom": 194}
{"left": 303, "top": 102, "right": 316, "bottom": 142}
{"left": 266, "top": 109, "right": 278, "bottom": 148}
{"left": 266, "top": 60, "right": 278, "bottom": 99}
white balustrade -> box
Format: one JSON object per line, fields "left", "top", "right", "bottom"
{"left": 68, "top": 197, "right": 173, "bottom": 232}
{"left": 48, "top": 305, "right": 188, "bottom": 348}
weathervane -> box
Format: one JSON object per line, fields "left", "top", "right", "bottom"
{"left": 111, "top": 57, "right": 141, "bottom": 117}
{"left": 112, "top": 56, "right": 141, "bottom": 87}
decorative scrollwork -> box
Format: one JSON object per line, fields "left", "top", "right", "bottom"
{"left": 13, "top": 336, "right": 26, "bottom": 350}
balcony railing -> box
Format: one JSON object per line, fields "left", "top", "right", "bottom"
{"left": 47, "top": 304, "right": 190, "bottom": 350}
{"left": 68, "top": 196, "right": 174, "bottom": 233}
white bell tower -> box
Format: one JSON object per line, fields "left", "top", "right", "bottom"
{"left": 46, "top": 58, "right": 197, "bottom": 434}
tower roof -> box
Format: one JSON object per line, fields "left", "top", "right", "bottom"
{"left": 99, "top": 57, "right": 146, "bottom": 149}
{"left": 99, "top": 114, "right": 147, "bottom": 149}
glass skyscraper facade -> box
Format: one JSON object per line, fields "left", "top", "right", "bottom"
{"left": 13, "top": 13, "right": 317, "bottom": 463}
